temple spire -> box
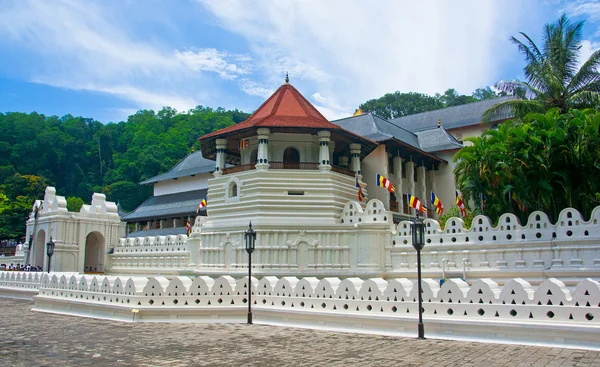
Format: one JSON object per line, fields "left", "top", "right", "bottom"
{"left": 285, "top": 72, "right": 289, "bottom": 84}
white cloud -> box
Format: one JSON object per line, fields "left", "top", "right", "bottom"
{"left": 196, "top": 0, "right": 534, "bottom": 118}
{"left": 578, "top": 40, "right": 600, "bottom": 71}
{"left": 0, "top": 0, "right": 245, "bottom": 118}
{"left": 239, "top": 79, "right": 274, "bottom": 98}
{"left": 562, "top": 0, "right": 600, "bottom": 21}
{"left": 175, "top": 48, "right": 251, "bottom": 80}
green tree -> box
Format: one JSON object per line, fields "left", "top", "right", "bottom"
{"left": 454, "top": 108, "right": 600, "bottom": 223}
{"left": 484, "top": 14, "right": 600, "bottom": 121}
{"left": 359, "top": 91, "right": 444, "bottom": 119}
{"left": 66, "top": 197, "right": 85, "bottom": 212}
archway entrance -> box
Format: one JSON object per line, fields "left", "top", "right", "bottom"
{"left": 33, "top": 230, "right": 46, "bottom": 268}
{"left": 283, "top": 147, "right": 300, "bottom": 169}
{"left": 84, "top": 232, "right": 105, "bottom": 273}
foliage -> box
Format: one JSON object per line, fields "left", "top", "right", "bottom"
{"left": 0, "top": 191, "right": 31, "bottom": 240}
{"left": 453, "top": 108, "right": 600, "bottom": 223}
{"left": 484, "top": 14, "right": 600, "bottom": 121}
{"left": 360, "top": 87, "right": 504, "bottom": 120}
{"left": 66, "top": 197, "right": 85, "bottom": 212}
{"left": 0, "top": 106, "right": 249, "bottom": 239}
{"left": 438, "top": 206, "right": 474, "bottom": 230}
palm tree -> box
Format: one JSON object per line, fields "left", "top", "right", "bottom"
{"left": 483, "top": 14, "right": 600, "bottom": 121}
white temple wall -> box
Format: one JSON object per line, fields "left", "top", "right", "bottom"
{"left": 205, "top": 169, "right": 362, "bottom": 228}
{"left": 23, "top": 273, "right": 600, "bottom": 350}
{"left": 433, "top": 151, "right": 457, "bottom": 213}
{"left": 23, "top": 187, "right": 125, "bottom": 273}
{"left": 153, "top": 174, "right": 210, "bottom": 196}
{"left": 362, "top": 145, "right": 388, "bottom": 207}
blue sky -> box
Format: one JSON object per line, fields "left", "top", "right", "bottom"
{"left": 0, "top": 0, "right": 599, "bottom": 123}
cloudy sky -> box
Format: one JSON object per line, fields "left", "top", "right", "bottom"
{"left": 0, "top": 0, "right": 599, "bottom": 123}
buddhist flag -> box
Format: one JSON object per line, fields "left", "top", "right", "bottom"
{"left": 356, "top": 175, "right": 365, "bottom": 202}
{"left": 431, "top": 192, "right": 444, "bottom": 215}
{"left": 186, "top": 221, "right": 192, "bottom": 236}
{"left": 511, "top": 192, "right": 527, "bottom": 212}
{"left": 238, "top": 139, "right": 249, "bottom": 150}
{"left": 407, "top": 194, "right": 427, "bottom": 213}
{"left": 196, "top": 198, "right": 207, "bottom": 213}
{"left": 455, "top": 191, "right": 467, "bottom": 217}
{"left": 376, "top": 174, "right": 396, "bottom": 193}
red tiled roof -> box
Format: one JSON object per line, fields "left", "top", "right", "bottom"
{"left": 199, "top": 83, "right": 346, "bottom": 140}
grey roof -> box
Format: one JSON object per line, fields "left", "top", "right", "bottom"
{"left": 140, "top": 150, "right": 216, "bottom": 184}
{"left": 332, "top": 113, "right": 420, "bottom": 149}
{"left": 116, "top": 202, "right": 127, "bottom": 218}
{"left": 122, "top": 189, "right": 208, "bottom": 221}
{"left": 127, "top": 227, "right": 187, "bottom": 238}
{"left": 390, "top": 96, "right": 517, "bottom": 132}
{"left": 415, "top": 127, "right": 463, "bottom": 153}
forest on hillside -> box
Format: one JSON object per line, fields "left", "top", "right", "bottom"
{"left": 0, "top": 107, "right": 249, "bottom": 239}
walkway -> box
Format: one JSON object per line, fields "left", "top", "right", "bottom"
{"left": 1, "top": 299, "right": 598, "bottom": 366}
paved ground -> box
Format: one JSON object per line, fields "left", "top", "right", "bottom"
{"left": 0, "top": 299, "right": 599, "bottom": 367}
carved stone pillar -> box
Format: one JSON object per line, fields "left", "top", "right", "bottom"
{"left": 406, "top": 160, "right": 415, "bottom": 214}
{"left": 318, "top": 130, "right": 331, "bottom": 171}
{"left": 256, "top": 128, "right": 270, "bottom": 170}
{"left": 350, "top": 143, "right": 362, "bottom": 174}
{"left": 418, "top": 164, "right": 427, "bottom": 217}
{"left": 338, "top": 156, "right": 349, "bottom": 169}
{"left": 214, "top": 138, "right": 227, "bottom": 177}
{"left": 393, "top": 156, "right": 403, "bottom": 209}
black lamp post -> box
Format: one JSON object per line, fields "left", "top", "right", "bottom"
{"left": 411, "top": 214, "right": 426, "bottom": 339}
{"left": 46, "top": 237, "right": 55, "bottom": 274}
{"left": 244, "top": 222, "right": 256, "bottom": 324}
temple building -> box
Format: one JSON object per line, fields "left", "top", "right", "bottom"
{"left": 121, "top": 150, "right": 215, "bottom": 237}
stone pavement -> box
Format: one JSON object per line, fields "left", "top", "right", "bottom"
{"left": 0, "top": 299, "right": 599, "bottom": 367}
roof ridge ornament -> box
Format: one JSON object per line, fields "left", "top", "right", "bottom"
{"left": 285, "top": 72, "right": 289, "bottom": 84}
{"left": 437, "top": 118, "right": 441, "bottom": 128}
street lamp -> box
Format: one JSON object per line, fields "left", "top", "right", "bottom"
{"left": 46, "top": 237, "right": 55, "bottom": 274}
{"left": 411, "top": 214, "right": 426, "bottom": 339}
{"left": 244, "top": 221, "right": 256, "bottom": 324}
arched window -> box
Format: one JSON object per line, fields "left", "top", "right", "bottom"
{"left": 230, "top": 183, "right": 238, "bottom": 197}
{"left": 283, "top": 147, "right": 300, "bottom": 169}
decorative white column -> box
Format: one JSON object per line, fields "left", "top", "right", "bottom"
{"left": 350, "top": 143, "right": 362, "bottom": 174}
{"left": 393, "top": 156, "right": 403, "bottom": 209}
{"left": 318, "top": 130, "right": 332, "bottom": 171}
{"left": 428, "top": 166, "right": 437, "bottom": 217}
{"left": 406, "top": 160, "right": 415, "bottom": 214}
{"left": 338, "top": 156, "right": 349, "bottom": 169}
{"left": 256, "top": 128, "right": 270, "bottom": 170}
{"left": 417, "top": 164, "right": 427, "bottom": 216}
{"left": 214, "top": 138, "right": 227, "bottom": 177}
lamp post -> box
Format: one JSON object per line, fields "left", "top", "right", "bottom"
{"left": 46, "top": 237, "right": 55, "bottom": 274}
{"left": 244, "top": 222, "right": 256, "bottom": 324}
{"left": 411, "top": 214, "right": 426, "bottom": 339}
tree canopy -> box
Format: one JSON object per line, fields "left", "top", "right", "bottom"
{"left": 484, "top": 14, "right": 600, "bottom": 121}
{"left": 453, "top": 108, "right": 600, "bottom": 223}
{"left": 0, "top": 106, "right": 249, "bottom": 239}
{"left": 360, "top": 87, "right": 504, "bottom": 120}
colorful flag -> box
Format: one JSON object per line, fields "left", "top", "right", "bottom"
{"left": 511, "top": 192, "right": 527, "bottom": 212}
{"left": 355, "top": 175, "right": 365, "bottom": 202}
{"left": 376, "top": 174, "right": 396, "bottom": 193}
{"left": 238, "top": 139, "right": 249, "bottom": 150}
{"left": 186, "top": 221, "right": 192, "bottom": 236}
{"left": 407, "top": 194, "right": 427, "bottom": 213}
{"left": 455, "top": 191, "right": 467, "bottom": 217}
{"left": 196, "top": 198, "right": 207, "bottom": 213}
{"left": 431, "top": 192, "right": 444, "bottom": 215}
